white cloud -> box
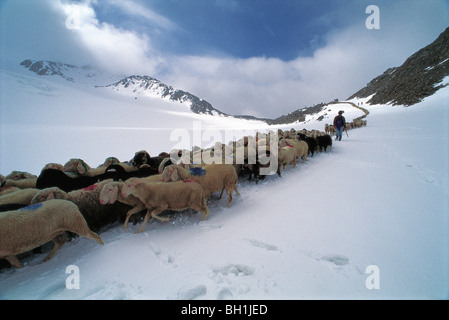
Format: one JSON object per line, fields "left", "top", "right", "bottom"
{"left": 49, "top": 0, "right": 165, "bottom": 75}
{"left": 104, "top": 0, "right": 178, "bottom": 32}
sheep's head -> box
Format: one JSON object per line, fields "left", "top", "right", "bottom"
{"left": 63, "top": 159, "right": 91, "bottom": 175}
{"left": 5, "top": 171, "right": 36, "bottom": 180}
{"left": 99, "top": 183, "right": 119, "bottom": 205}
{"left": 161, "top": 166, "right": 179, "bottom": 182}
{"left": 121, "top": 179, "right": 139, "bottom": 198}
{"left": 31, "top": 187, "right": 67, "bottom": 204}
{"left": 102, "top": 157, "right": 120, "bottom": 168}
{"left": 132, "top": 150, "right": 150, "bottom": 167}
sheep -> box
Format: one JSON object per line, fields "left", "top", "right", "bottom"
{"left": 160, "top": 164, "right": 240, "bottom": 208}
{"left": 121, "top": 178, "right": 210, "bottom": 233}
{"left": 99, "top": 181, "right": 146, "bottom": 229}
{"left": 36, "top": 168, "right": 100, "bottom": 192}
{"left": 132, "top": 150, "right": 170, "bottom": 169}
{"left": 316, "top": 134, "right": 333, "bottom": 153}
{"left": 1, "top": 177, "right": 37, "bottom": 189}
{"left": 31, "top": 179, "right": 132, "bottom": 232}
{"left": 63, "top": 158, "right": 138, "bottom": 177}
{"left": 0, "top": 186, "right": 20, "bottom": 197}
{"left": 279, "top": 138, "right": 308, "bottom": 162}
{"left": 102, "top": 163, "right": 159, "bottom": 181}
{"left": 4, "top": 171, "right": 37, "bottom": 181}
{"left": 277, "top": 146, "right": 297, "bottom": 177}
{"left": 131, "top": 150, "right": 150, "bottom": 167}
{"left": 63, "top": 158, "right": 93, "bottom": 176}
{"left": 302, "top": 136, "right": 317, "bottom": 157}
{"left": 1, "top": 171, "right": 37, "bottom": 189}
{"left": 0, "top": 199, "right": 104, "bottom": 268}
{"left": 0, "top": 188, "right": 39, "bottom": 206}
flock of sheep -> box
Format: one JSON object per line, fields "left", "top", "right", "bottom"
{"left": 0, "top": 123, "right": 361, "bottom": 270}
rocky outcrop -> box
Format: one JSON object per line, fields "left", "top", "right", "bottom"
{"left": 348, "top": 27, "right": 449, "bottom": 106}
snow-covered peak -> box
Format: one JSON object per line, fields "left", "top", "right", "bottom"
{"left": 20, "top": 59, "right": 91, "bottom": 82}
{"left": 104, "top": 75, "right": 230, "bottom": 117}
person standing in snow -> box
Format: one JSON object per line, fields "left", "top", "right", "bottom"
{"left": 333, "top": 110, "right": 346, "bottom": 141}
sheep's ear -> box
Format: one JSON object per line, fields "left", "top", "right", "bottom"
{"left": 170, "top": 168, "right": 179, "bottom": 181}
{"left": 109, "top": 185, "right": 118, "bottom": 204}
{"left": 47, "top": 192, "right": 55, "bottom": 200}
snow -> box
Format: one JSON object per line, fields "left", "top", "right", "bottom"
{"left": 0, "top": 65, "right": 448, "bottom": 300}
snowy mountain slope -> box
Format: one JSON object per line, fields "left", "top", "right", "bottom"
{"left": 348, "top": 27, "right": 449, "bottom": 106}
{"left": 19, "top": 59, "right": 230, "bottom": 116}
{"left": 0, "top": 83, "right": 447, "bottom": 300}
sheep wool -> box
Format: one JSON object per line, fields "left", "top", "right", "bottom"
{"left": 0, "top": 199, "right": 103, "bottom": 268}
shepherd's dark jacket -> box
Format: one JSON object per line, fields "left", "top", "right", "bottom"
{"left": 333, "top": 115, "right": 346, "bottom": 129}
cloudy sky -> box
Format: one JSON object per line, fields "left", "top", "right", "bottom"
{"left": 1, "top": 0, "right": 448, "bottom": 118}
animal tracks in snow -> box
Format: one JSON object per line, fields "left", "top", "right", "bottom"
{"left": 210, "top": 264, "right": 254, "bottom": 299}
{"left": 212, "top": 264, "right": 255, "bottom": 277}
{"left": 303, "top": 251, "right": 363, "bottom": 277}
{"left": 245, "top": 238, "right": 280, "bottom": 252}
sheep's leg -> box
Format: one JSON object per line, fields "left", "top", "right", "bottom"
{"left": 136, "top": 209, "right": 152, "bottom": 234}
{"left": 218, "top": 187, "right": 225, "bottom": 199}
{"left": 150, "top": 206, "right": 171, "bottom": 222}
{"left": 198, "top": 199, "right": 210, "bottom": 221}
{"left": 123, "top": 205, "right": 146, "bottom": 230}
{"left": 43, "top": 233, "right": 69, "bottom": 262}
{"left": 226, "top": 189, "right": 233, "bottom": 208}
{"left": 136, "top": 207, "right": 169, "bottom": 234}
{"left": 5, "top": 255, "right": 23, "bottom": 268}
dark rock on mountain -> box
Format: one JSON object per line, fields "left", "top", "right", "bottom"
{"left": 348, "top": 27, "right": 449, "bottom": 106}
{"left": 20, "top": 59, "right": 78, "bottom": 82}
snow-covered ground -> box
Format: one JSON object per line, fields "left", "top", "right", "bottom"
{"left": 0, "top": 65, "right": 448, "bottom": 300}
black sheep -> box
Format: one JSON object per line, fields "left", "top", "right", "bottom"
{"left": 316, "top": 134, "right": 333, "bottom": 153}
{"left": 131, "top": 150, "right": 170, "bottom": 169}
{"left": 36, "top": 169, "right": 99, "bottom": 192}
{"left": 303, "top": 136, "right": 317, "bottom": 157}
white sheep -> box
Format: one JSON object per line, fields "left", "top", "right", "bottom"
{"left": 0, "top": 186, "right": 20, "bottom": 197}
{"left": 0, "top": 199, "right": 104, "bottom": 268}
{"left": 277, "top": 146, "right": 297, "bottom": 177}
{"left": 2, "top": 178, "right": 37, "bottom": 189}
{"left": 279, "top": 138, "right": 309, "bottom": 162}
{"left": 0, "top": 188, "right": 39, "bottom": 206}
{"left": 160, "top": 164, "right": 240, "bottom": 208}
{"left": 121, "top": 178, "right": 210, "bottom": 233}
{"left": 99, "top": 181, "right": 147, "bottom": 230}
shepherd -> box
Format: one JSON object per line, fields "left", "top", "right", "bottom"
{"left": 333, "top": 110, "right": 346, "bottom": 141}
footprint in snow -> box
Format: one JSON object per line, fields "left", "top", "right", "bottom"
{"left": 176, "top": 285, "right": 207, "bottom": 300}
{"left": 246, "top": 239, "right": 279, "bottom": 252}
